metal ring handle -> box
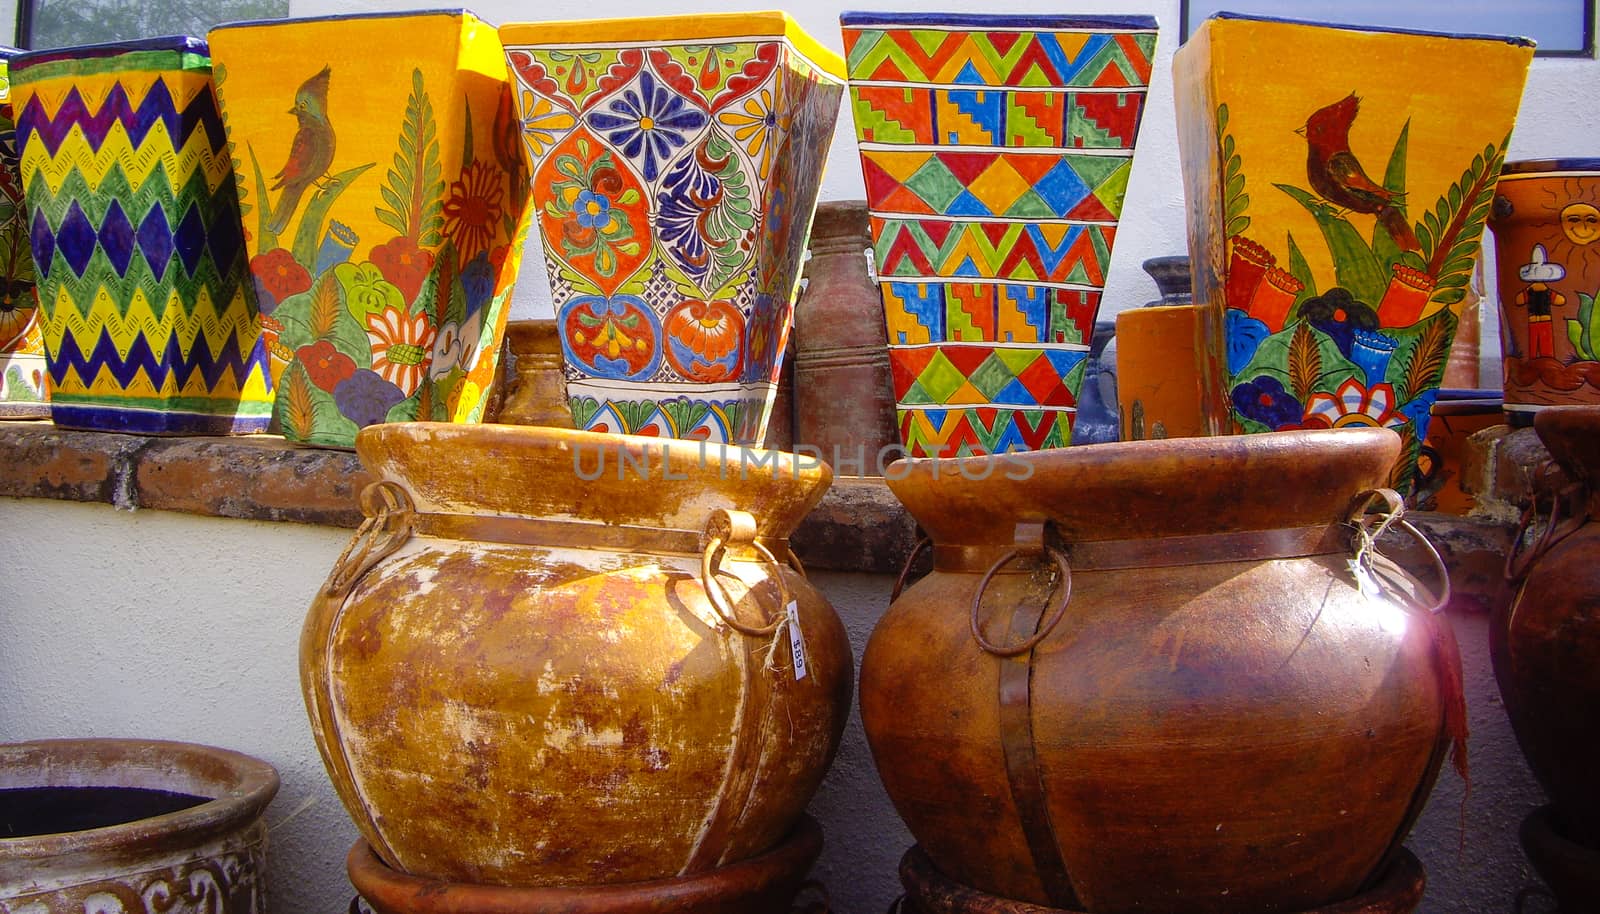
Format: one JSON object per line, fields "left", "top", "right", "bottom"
{"left": 700, "top": 509, "right": 790, "bottom": 638}
{"left": 1346, "top": 487, "right": 1450, "bottom": 614}
{"left": 969, "top": 545, "right": 1073, "bottom": 658}
{"left": 323, "top": 480, "right": 416, "bottom": 598}
{"left": 891, "top": 537, "right": 932, "bottom": 602}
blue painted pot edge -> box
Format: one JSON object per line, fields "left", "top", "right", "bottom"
{"left": 210, "top": 8, "right": 478, "bottom": 35}
{"left": 12, "top": 36, "right": 208, "bottom": 72}
{"left": 840, "top": 12, "right": 1158, "bottom": 31}
{"left": 1201, "top": 11, "right": 1535, "bottom": 48}
{"left": 1502, "top": 158, "right": 1600, "bottom": 174}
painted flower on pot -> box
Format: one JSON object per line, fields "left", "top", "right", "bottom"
{"left": 369, "top": 236, "right": 436, "bottom": 305}
{"left": 1231, "top": 375, "right": 1303, "bottom": 428}
{"left": 336, "top": 262, "right": 405, "bottom": 319}
{"left": 665, "top": 299, "right": 744, "bottom": 383}
{"left": 334, "top": 368, "right": 406, "bottom": 429}
{"left": 297, "top": 339, "right": 357, "bottom": 392}
{"left": 718, "top": 87, "right": 779, "bottom": 180}
{"left": 587, "top": 70, "right": 708, "bottom": 182}
{"left": 561, "top": 294, "right": 661, "bottom": 381}
{"left": 366, "top": 305, "right": 437, "bottom": 396}
{"left": 1296, "top": 287, "right": 1379, "bottom": 356}
{"left": 1226, "top": 308, "right": 1271, "bottom": 374}
{"left": 430, "top": 311, "right": 482, "bottom": 382}
{"left": 541, "top": 136, "right": 647, "bottom": 284}
{"left": 250, "top": 248, "right": 311, "bottom": 315}
{"left": 1300, "top": 378, "right": 1404, "bottom": 429}
{"left": 516, "top": 89, "right": 577, "bottom": 159}
{"left": 0, "top": 291, "right": 35, "bottom": 353}
{"left": 444, "top": 159, "right": 504, "bottom": 263}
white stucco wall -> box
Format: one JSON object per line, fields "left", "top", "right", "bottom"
{"left": 0, "top": 497, "right": 1552, "bottom": 913}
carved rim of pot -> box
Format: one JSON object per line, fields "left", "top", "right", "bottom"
{"left": 884, "top": 427, "right": 1401, "bottom": 545}
{"left": 355, "top": 422, "right": 832, "bottom": 539}
{"left": 0, "top": 738, "right": 280, "bottom": 861}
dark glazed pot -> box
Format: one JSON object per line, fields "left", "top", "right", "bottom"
{"left": 349, "top": 816, "right": 823, "bottom": 914}
{"left": 863, "top": 428, "right": 1460, "bottom": 913}
{"left": 1495, "top": 407, "right": 1600, "bottom": 848}
{"left": 0, "top": 739, "right": 280, "bottom": 914}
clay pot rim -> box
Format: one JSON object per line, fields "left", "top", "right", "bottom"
{"left": 348, "top": 815, "right": 823, "bottom": 913}
{"left": 356, "top": 422, "right": 833, "bottom": 536}
{"left": 0, "top": 738, "right": 280, "bottom": 860}
{"left": 884, "top": 427, "right": 1402, "bottom": 545}
{"left": 1533, "top": 405, "right": 1600, "bottom": 483}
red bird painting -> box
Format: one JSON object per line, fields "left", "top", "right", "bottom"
{"left": 1298, "top": 93, "right": 1420, "bottom": 253}
{"left": 270, "top": 66, "right": 336, "bottom": 235}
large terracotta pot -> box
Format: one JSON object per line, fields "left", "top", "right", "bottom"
{"left": 1487, "top": 159, "right": 1600, "bottom": 425}
{"left": 0, "top": 738, "right": 279, "bottom": 914}
{"left": 895, "top": 845, "right": 1427, "bottom": 914}
{"left": 841, "top": 13, "right": 1157, "bottom": 457}
{"left": 209, "top": 11, "right": 531, "bottom": 447}
{"left": 1494, "top": 406, "right": 1600, "bottom": 848}
{"left": 793, "top": 200, "right": 897, "bottom": 473}
{"left": 12, "top": 37, "right": 273, "bottom": 434}
{"left": 1175, "top": 14, "right": 1533, "bottom": 490}
{"left": 500, "top": 13, "right": 845, "bottom": 445}
{"left": 301, "top": 422, "right": 851, "bottom": 887}
{"left": 863, "top": 427, "right": 1462, "bottom": 913}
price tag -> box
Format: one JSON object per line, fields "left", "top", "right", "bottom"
{"left": 785, "top": 600, "right": 808, "bottom": 680}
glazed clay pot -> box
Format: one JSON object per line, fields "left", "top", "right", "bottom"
{"left": 1495, "top": 407, "right": 1600, "bottom": 848}
{"left": 348, "top": 817, "right": 824, "bottom": 914}
{"left": 864, "top": 428, "right": 1461, "bottom": 913}
{"left": 0, "top": 739, "right": 280, "bottom": 914}
{"left": 896, "top": 845, "right": 1426, "bottom": 914}
{"left": 301, "top": 423, "right": 851, "bottom": 887}
{"left": 490, "top": 319, "right": 573, "bottom": 427}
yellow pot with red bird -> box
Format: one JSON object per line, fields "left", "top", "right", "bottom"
{"left": 209, "top": 11, "right": 533, "bottom": 448}
{"left": 1174, "top": 14, "right": 1533, "bottom": 493}
{"left": 300, "top": 423, "right": 852, "bottom": 886}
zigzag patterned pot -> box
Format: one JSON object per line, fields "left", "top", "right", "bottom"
{"left": 501, "top": 13, "right": 845, "bottom": 445}
{"left": 0, "top": 48, "right": 47, "bottom": 419}
{"left": 210, "top": 11, "right": 531, "bottom": 449}
{"left": 841, "top": 13, "right": 1156, "bottom": 456}
{"left": 12, "top": 37, "right": 271, "bottom": 434}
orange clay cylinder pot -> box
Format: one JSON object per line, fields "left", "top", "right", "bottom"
{"left": 300, "top": 423, "right": 851, "bottom": 887}
{"left": 863, "top": 427, "right": 1464, "bottom": 913}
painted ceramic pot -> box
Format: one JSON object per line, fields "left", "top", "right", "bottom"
{"left": 0, "top": 738, "right": 279, "bottom": 914}
{"left": 1487, "top": 159, "right": 1600, "bottom": 424}
{"left": 0, "top": 47, "right": 47, "bottom": 419}
{"left": 794, "top": 200, "right": 897, "bottom": 473}
{"left": 841, "top": 13, "right": 1156, "bottom": 456}
{"left": 863, "top": 428, "right": 1461, "bottom": 912}
{"left": 208, "top": 10, "right": 530, "bottom": 448}
{"left": 1495, "top": 407, "right": 1600, "bottom": 849}
{"left": 11, "top": 37, "right": 272, "bottom": 434}
{"left": 301, "top": 423, "right": 851, "bottom": 886}
{"left": 500, "top": 13, "right": 845, "bottom": 445}
{"left": 1175, "top": 14, "right": 1533, "bottom": 491}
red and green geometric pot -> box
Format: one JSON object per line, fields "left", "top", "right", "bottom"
{"left": 841, "top": 12, "right": 1157, "bottom": 456}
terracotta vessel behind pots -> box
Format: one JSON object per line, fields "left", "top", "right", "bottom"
{"left": 0, "top": 739, "right": 280, "bottom": 914}
{"left": 301, "top": 423, "right": 852, "bottom": 887}
{"left": 863, "top": 428, "right": 1460, "bottom": 913}
{"left": 1495, "top": 407, "right": 1600, "bottom": 848}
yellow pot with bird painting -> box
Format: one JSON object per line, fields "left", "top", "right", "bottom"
{"left": 1175, "top": 13, "right": 1533, "bottom": 492}
{"left": 209, "top": 10, "right": 531, "bottom": 448}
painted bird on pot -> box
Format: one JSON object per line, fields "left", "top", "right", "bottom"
{"left": 271, "top": 66, "right": 336, "bottom": 235}
{"left": 1298, "top": 93, "right": 1421, "bottom": 253}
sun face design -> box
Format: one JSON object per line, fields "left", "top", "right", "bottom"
{"left": 1543, "top": 180, "right": 1600, "bottom": 288}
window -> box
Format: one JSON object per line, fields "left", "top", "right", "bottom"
{"left": 1181, "top": 0, "right": 1597, "bottom": 57}
{"left": 15, "top": 0, "right": 288, "bottom": 50}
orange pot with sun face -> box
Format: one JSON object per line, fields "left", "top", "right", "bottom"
{"left": 1488, "top": 159, "right": 1600, "bottom": 424}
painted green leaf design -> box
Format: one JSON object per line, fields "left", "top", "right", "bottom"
{"left": 376, "top": 69, "right": 445, "bottom": 245}
{"left": 1276, "top": 183, "right": 1385, "bottom": 304}
{"left": 291, "top": 162, "right": 375, "bottom": 268}
{"left": 1286, "top": 231, "right": 1317, "bottom": 307}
